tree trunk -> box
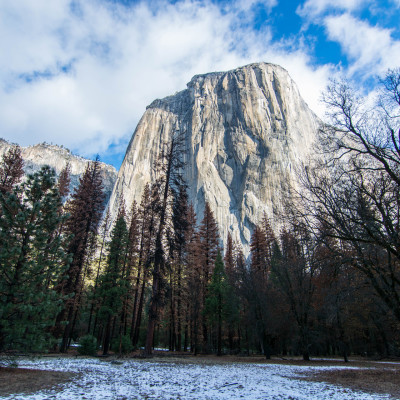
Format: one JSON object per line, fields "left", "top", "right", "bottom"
{"left": 217, "top": 310, "right": 222, "bottom": 356}
{"left": 144, "top": 142, "right": 174, "bottom": 356}
{"left": 133, "top": 276, "right": 146, "bottom": 347}
{"left": 103, "top": 315, "right": 112, "bottom": 355}
{"left": 130, "top": 262, "right": 142, "bottom": 341}
{"left": 144, "top": 257, "right": 160, "bottom": 356}
{"left": 177, "top": 263, "right": 182, "bottom": 351}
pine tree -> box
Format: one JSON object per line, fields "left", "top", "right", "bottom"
{"left": 120, "top": 200, "right": 139, "bottom": 337}
{"left": 235, "top": 244, "right": 249, "bottom": 354}
{"left": 223, "top": 233, "right": 240, "bottom": 352}
{"left": 262, "top": 216, "right": 276, "bottom": 256}
{"left": 247, "top": 217, "right": 277, "bottom": 358}
{"left": 167, "top": 186, "right": 190, "bottom": 350}
{"left": 0, "top": 166, "right": 69, "bottom": 352}
{"left": 144, "top": 131, "right": 186, "bottom": 356}
{"left": 58, "top": 162, "right": 71, "bottom": 200}
{"left": 196, "top": 201, "right": 220, "bottom": 352}
{"left": 130, "top": 184, "right": 159, "bottom": 347}
{"left": 204, "top": 252, "right": 229, "bottom": 356}
{"left": 56, "top": 157, "right": 105, "bottom": 352}
{"left": 271, "top": 227, "right": 317, "bottom": 361}
{"left": 184, "top": 203, "right": 198, "bottom": 352}
{"left": 197, "top": 202, "right": 220, "bottom": 281}
{"left": 249, "top": 225, "right": 271, "bottom": 357}
{"left": 97, "top": 209, "right": 129, "bottom": 354}
{"left": 224, "top": 233, "right": 235, "bottom": 283}
{"left": 0, "top": 145, "right": 24, "bottom": 195}
{"left": 250, "top": 225, "right": 268, "bottom": 276}
{"left": 87, "top": 207, "right": 112, "bottom": 335}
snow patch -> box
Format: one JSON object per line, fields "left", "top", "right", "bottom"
{"left": 0, "top": 358, "right": 390, "bottom": 400}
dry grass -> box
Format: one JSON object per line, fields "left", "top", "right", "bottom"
{"left": 0, "top": 367, "right": 77, "bottom": 397}
{"left": 306, "top": 367, "right": 400, "bottom": 399}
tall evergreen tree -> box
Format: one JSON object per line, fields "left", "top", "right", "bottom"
{"left": 224, "top": 233, "right": 235, "bottom": 283}
{"left": 250, "top": 226, "right": 268, "bottom": 276}
{"left": 56, "top": 157, "right": 105, "bottom": 352}
{"left": 130, "top": 184, "right": 159, "bottom": 347}
{"left": 248, "top": 222, "right": 275, "bottom": 358}
{"left": 223, "top": 233, "right": 240, "bottom": 353}
{"left": 184, "top": 203, "right": 198, "bottom": 352}
{"left": 87, "top": 207, "right": 112, "bottom": 335}
{"left": 57, "top": 162, "right": 71, "bottom": 200}
{"left": 204, "top": 252, "right": 229, "bottom": 356}
{"left": 271, "top": 227, "right": 317, "bottom": 361}
{"left": 120, "top": 200, "right": 140, "bottom": 337}
{"left": 0, "top": 145, "right": 24, "bottom": 195}
{"left": 167, "top": 186, "right": 190, "bottom": 350}
{"left": 97, "top": 209, "right": 129, "bottom": 354}
{"left": 144, "top": 131, "right": 186, "bottom": 356}
{"left": 0, "top": 166, "right": 69, "bottom": 352}
{"left": 196, "top": 201, "right": 220, "bottom": 352}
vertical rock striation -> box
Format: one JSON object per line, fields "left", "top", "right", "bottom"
{"left": 109, "top": 62, "right": 319, "bottom": 254}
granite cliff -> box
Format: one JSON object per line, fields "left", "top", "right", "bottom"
{"left": 109, "top": 62, "right": 319, "bottom": 254}
{"left": 0, "top": 139, "right": 117, "bottom": 202}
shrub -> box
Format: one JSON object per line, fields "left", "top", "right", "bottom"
{"left": 112, "top": 335, "right": 133, "bottom": 354}
{"left": 78, "top": 335, "right": 97, "bottom": 356}
{"left": 0, "top": 353, "right": 18, "bottom": 368}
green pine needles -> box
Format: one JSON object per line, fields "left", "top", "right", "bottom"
{"left": 0, "top": 166, "right": 70, "bottom": 352}
{"left": 204, "top": 252, "right": 231, "bottom": 356}
{"left": 96, "top": 212, "right": 130, "bottom": 355}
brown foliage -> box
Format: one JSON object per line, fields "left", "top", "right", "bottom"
{"left": 0, "top": 145, "right": 24, "bottom": 194}
{"left": 56, "top": 158, "right": 105, "bottom": 351}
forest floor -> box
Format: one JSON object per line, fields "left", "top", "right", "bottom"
{"left": 0, "top": 352, "right": 399, "bottom": 399}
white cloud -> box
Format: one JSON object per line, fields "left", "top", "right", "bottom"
{"left": 297, "top": 0, "right": 366, "bottom": 18}
{"left": 235, "top": 0, "right": 277, "bottom": 12}
{"left": 0, "top": 0, "right": 331, "bottom": 160}
{"left": 324, "top": 13, "right": 400, "bottom": 77}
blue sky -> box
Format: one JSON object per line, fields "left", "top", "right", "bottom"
{"left": 1, "top": 0, "right": 399, "bottom": 169}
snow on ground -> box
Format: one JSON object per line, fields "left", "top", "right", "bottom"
{"left": 0, "top": 357, "right": 391, "bottom": 400}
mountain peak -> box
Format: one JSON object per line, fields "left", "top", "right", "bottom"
{"left": 109, "top": 63, "right": 319, "bottom": 254}
{"left": 187, "top": 62, "right": 288, "bottom": 86}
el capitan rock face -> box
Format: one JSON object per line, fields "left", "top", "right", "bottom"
{"left": 0, "top": 139, "right": 118, "bottom": 202}
{"left": 109, "top": 62, "right": 319, "bottom": 254}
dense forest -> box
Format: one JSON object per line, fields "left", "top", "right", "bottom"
{"left": 0, "top": 70, "right": 399, "bottom": 361}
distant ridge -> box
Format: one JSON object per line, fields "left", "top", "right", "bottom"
{"left": 0, "top": 139, "right": 118, "bottom": 202}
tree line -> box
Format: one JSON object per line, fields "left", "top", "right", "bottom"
{"left": 0, "top": 69, "right": 399, "bottom": 360}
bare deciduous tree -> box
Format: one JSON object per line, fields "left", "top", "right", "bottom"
{"left": 297, "top": 69, "right": 400, "bottom": 323}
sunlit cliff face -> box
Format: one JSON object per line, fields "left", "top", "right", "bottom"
{"left": 108, "top": 63, "right": 319, "bottom": 255}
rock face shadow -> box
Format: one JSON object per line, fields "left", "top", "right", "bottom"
{"left": 108, "top": 62, "right": 319, "bottom": 254}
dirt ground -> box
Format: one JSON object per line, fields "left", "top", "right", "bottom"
{"left": 1, "top": 353, "right": 399, "bottom": 398}
{"left": 0, "top": 367, "right": 77, "bottom": 397}
{"left": 305, "top": 366, "right": 400, "bottom": 399}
